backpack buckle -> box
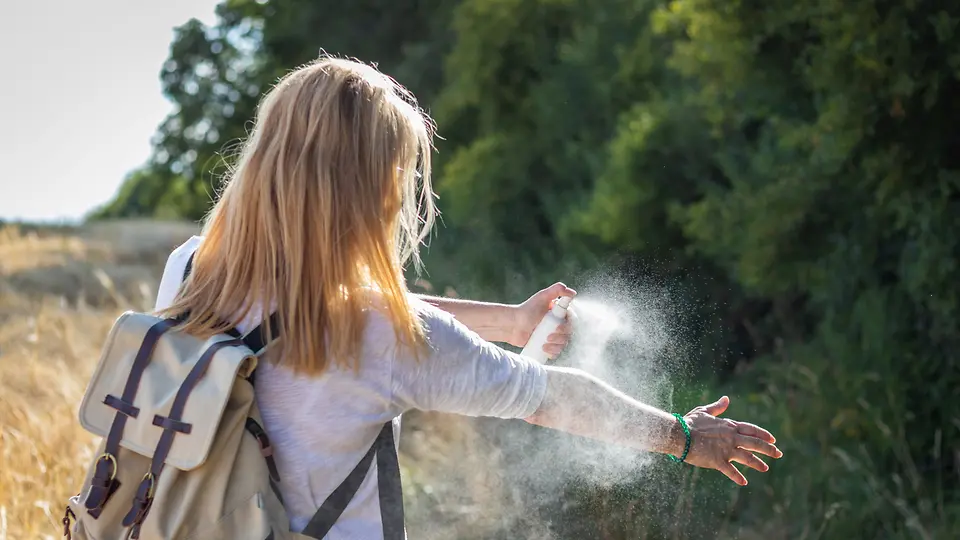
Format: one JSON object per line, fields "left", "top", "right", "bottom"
{"left": 245, "top": 418, "right": 281, "bottom": 482}
{"left": 83, "top": 453, "right": 119, "bottom": 514}
{"left": 96, "top": 453, "right": 118, "bottom": 481}
{"left": 121, "top": 473, "right": 156, "bottom": 537}
{"left": 140, "top": 472, "right": 156, "bottom": 499}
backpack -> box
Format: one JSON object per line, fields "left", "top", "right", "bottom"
{"left": 62, "top": 254, "right": 406, "bottom": 540}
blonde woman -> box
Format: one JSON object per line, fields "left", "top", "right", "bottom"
{"left": 155, "top": 56, "right": 782, "bottom": 539}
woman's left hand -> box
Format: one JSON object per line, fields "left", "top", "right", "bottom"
{"left": 680, "top": 396, "right": 782, "bottom": 485}
{"left": 509, "top": 283, "right": 577, "bottom": 358}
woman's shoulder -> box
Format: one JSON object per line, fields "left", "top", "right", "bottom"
{"left": 171, "top": 235, "right": 204, "bottom": 259}
{"left": 363, "top": 292, "right": 462, "bottom": 333}
{"left": 164, "top": 235, "right": 204, "bottom": 275}
{"left": 154, "top": 235, "right": 204, "bottom": 310}
{"left": 358, "top": 293, "right": 475, "bottom": 360}
{"left": 409, "top": 296, "right": 468, "bottom": 337}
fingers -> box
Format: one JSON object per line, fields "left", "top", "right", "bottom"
{"left": 736, "top": 421, "right": 776, "bottom": 443}
{"left": 702, "top": 395, "right": 730, "bottom": 417}
{"left": 546, "top": 334, "right": 565, "bottom": 345}
{"left": 547, "top": 322, "right": 574, "bottom": 341}
{"left": 543, "top": 282, "right": 577, "bottom": 301}
{"left": 546, "top": 324, "right": 573, "bottom": 345}
{"left": 736, "top": 435, "right": 783, "bottom": 459}
{"left": 730, "top": 449, "right": 769, "bottom": 473}
{"left": 543, "top": 323, "right": 574, "bottom": 357}
{"left": 717, "top": 461, "right": 748, "bottom": 486}
{"left": 542, "top": 343, "right": 564, "bottom": 358}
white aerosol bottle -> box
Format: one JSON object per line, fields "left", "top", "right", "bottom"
{"left": 520, "top": 296, "right": 574, "bottom": 364}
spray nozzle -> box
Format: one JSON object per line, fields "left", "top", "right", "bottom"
{"left": 551, "top": 295, "right": 573, "bottom": 315}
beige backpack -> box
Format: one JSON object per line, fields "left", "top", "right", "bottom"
{"left": 62, "top": 256, "right": 405, "bottom": 540}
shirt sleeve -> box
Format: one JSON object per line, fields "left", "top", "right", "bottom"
{"left": 389, "top": 298, "right": 548, "bottom": 420}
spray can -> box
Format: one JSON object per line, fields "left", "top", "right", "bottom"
{"left": 520, "top": 296, "right": 573, "bottom": 364}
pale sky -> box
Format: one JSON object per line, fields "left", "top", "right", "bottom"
{"left": 1, "top": 0, "right": 222, "bottom": 223}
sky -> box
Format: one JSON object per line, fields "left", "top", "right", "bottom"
{"left": 1, "top": 0, "right": 222, "bottom": 223}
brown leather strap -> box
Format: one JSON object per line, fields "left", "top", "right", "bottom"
{"left": 84, "top": 317, "right": 178, "bottom": 514}
{"left": 103, "top": 394, "right": 139, "bottom": 419}
{"left": 245, "top": 418, "right": 281, "bottom": 482}
{"left": 245, "top": 418, "right": 284, "bottom": 505}
{"left": 105, "top": 318, "right": 180, "bottom": 457}
{"left": 85, "top": 477, "right": 120, "bottom": 519}
{"left": 121, "top": 337, "right": 245, "bottom": 529}
{"left": 151, "top": 414, "right": 192, "bottom": 434}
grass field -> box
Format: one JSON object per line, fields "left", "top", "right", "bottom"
{"left": 0, "top": 221, "right": 202, "bottom": 539}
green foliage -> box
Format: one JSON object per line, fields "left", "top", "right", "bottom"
{"left": 93, "top": 0, "right": 960, "bottom": 537}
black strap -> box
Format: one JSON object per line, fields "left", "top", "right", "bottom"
{"left": 242, "top": 312, "right": 281, "bottom": 354}
{"left": 180, "top": 251, "right": 277, "bottom": 354}
{"left": 375, "top": 422, "right": 405, "bottom": 539}
{"left": 300, "top": 421, "right": 404, "bottom": 539}
{"left": 182, "top": 252, "right": 195, "bottom": 281}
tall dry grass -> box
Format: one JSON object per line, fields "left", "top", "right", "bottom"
{"left": 0, "top": 221, "right": 201, "bottom": 539}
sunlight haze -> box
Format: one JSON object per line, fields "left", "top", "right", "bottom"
{"left": 1, "top": 0, "right": 221, "bottom": 222}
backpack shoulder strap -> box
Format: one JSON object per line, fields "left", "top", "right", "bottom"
{"left": 241, "top": 312, "right": 280, "bottom": 354}
{"left": 300, "top": 421, "right": 404, "bottom": 540}
{"left": 180, "top": 251, "right": 278, "bottom": 352}
{"left": 182, "top": 252, "right": 195, "bottom": 282}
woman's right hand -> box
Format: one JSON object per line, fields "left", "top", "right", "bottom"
{"left": 681, "top": 396, "right": 783, "bottom": 486}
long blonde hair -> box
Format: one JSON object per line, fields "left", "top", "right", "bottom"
{"left": 159, "top": 55, "right": 438, "bottom": 374}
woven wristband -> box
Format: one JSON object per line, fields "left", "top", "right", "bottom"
{"left": 668, "top": 413, "right": 691, "bottom": 463}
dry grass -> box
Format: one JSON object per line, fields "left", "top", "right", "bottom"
{"left": 0, "top": 220, "right": 502, "bottom": 540}
{"left": 0, "top": 220, "right": 201, "bottom": 539}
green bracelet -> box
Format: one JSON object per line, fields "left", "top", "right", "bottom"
{"left": 668, "top": 413, "right": 691, "bottom": 463}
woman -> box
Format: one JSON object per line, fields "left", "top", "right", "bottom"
{"left": 156, "top": 56, "right": 781, "bottom": 538}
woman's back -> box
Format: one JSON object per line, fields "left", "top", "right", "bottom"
{"left": 156, "top": 236, "right": 548, "bottom": 538}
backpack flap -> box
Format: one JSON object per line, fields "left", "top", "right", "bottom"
{"left": 78, "top": 311, "right": 258, "bottom": 471}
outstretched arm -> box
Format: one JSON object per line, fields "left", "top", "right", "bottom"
{"left": 414, "top": 282, "right": 577, "bottom": 358}
{"left": 414, "top": 294, "right": 516, "bottom": 344}
{"left": 525, "top": 367, "right": 783, "bottom": 486}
